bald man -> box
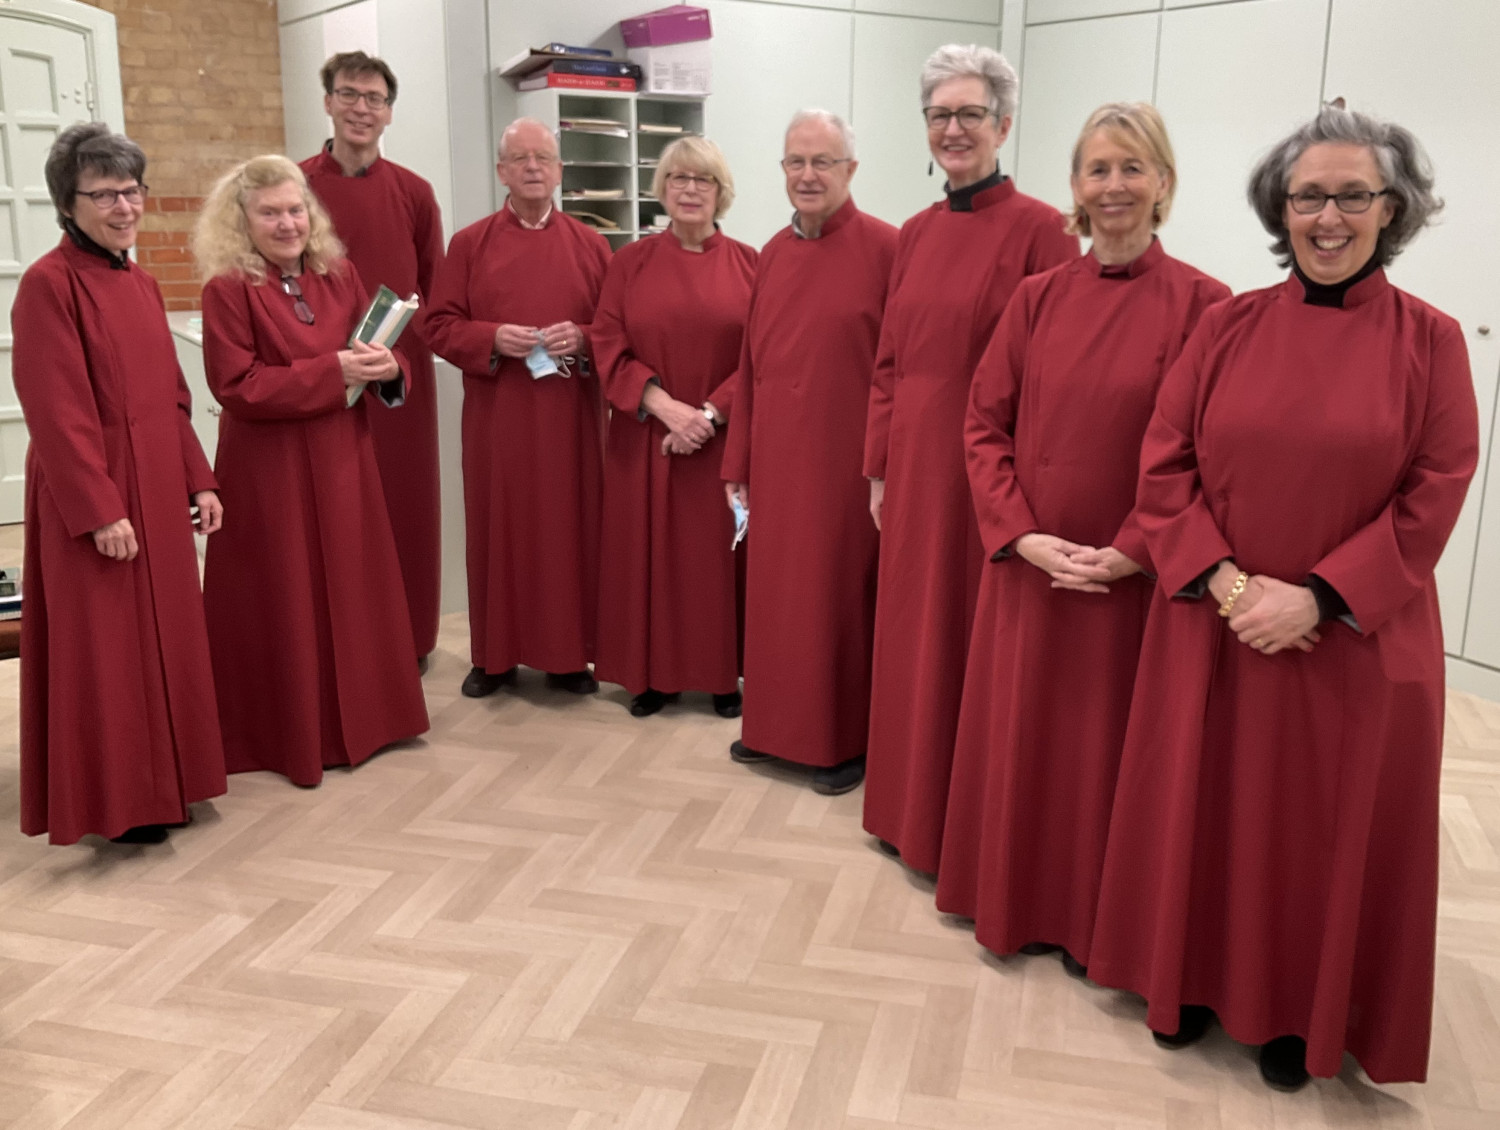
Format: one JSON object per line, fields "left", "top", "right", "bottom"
{"left": 426, "top": 119, "right": 612, "bottom": 697}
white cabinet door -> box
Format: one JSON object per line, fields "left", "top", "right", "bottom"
{"left": 851, "top": 13, "right": 999, "bottom": 230}
{"left": 0, "top": 11, "right": 97, "bottom": 524}
{"left": 1153, "top": 0, "right": 1328, "bottom": 295}
{"left": 1323, "top": 0, "right": 1500, "bottom": 661}
{"left": 1013, "top": 11, "right": 1158, "bottom": 220}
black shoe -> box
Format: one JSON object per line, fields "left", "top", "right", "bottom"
{"left": 1259, "top": 1035, "right": 1310, "bottom": 1091}
{"left": 713, "top": 691, "right": 742, "bottom": 718}
{"left": 730, "top": 739, "right": 772, "bottom": 763}
{"left": 417, "top": 653, "right": 431, "bottom": 675}
{"left": 110, "top": 824, "right": 169, "bottom": 845}
{"left": 875, "top": 838, "right": 901, "bottom": 858}
{"left": 630, "top": 689, "right": 679, "bottom": 717}
{"left": 812, "top": 755, "right": 865, "bottom": 795}
{"left": 1018, "top": 942, "right": 1061, "bottom": 956}
{"left": 461, "top": 665, "right": 516, "bottom": 698}
{"left": 1152, "top": 1004, "right": 1215, "bottom": 1049}
{"left": 545, "top": 670, "right": 598, "bottom": 694}
{"left": 1060, "top": 950, "right": 1088, "bottom": 979}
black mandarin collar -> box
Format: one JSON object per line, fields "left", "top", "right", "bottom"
{"left": 63, "top": 220, "right": 130, "bottom": 269}
{"left": 320, "top": 139, "right": 374, "bottom": 177}
{"left": 1083, "top": 236, "right": 1164, "bottom": 280}
{"left": 945, "top": 165, "right": 1006, "bottom": 212}
{"left": 1291, "top": 255, "right": 1383, "bottom": 308}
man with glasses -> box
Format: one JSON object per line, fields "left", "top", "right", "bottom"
{"left": 301, "top": 51, "right": 446, "bottom": 670}
{"left": 719, "top": 110, "right": 897, "bottom": 794}
{"left": 425, "top": 119, "right": 612, "bottom": 700}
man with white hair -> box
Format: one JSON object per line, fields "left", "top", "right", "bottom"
{"left": 721, "top": 109, "right": 898, "bottom": 794}
{"left": 426, "top": 118, "right": 612, "bottom": 699}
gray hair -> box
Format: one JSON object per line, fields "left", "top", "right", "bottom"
{"left": 919, "top": 44, "right": 1018, "bottom": 121}
{"left": 1246, "top": 102, "right": 1442, "bottom": 268}
{"left": 45, "top": 122, "right": 147, "bottom": 228}
{"left": 497, "top": 117, "right": 557, "bottom": 160}
{"left": 785, "top": 109, "right": 856, "bottom": 159}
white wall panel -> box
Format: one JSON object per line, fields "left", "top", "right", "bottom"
{"left": 850, "top": 13, "right": 998, "bottom": 231}
{"left": 857, "top": 0, "right": 1001, "bottom": 23}
{"left": 279, "top": 16, "right": 330, "bottom": 164}
{"left": 376, "top": 0, "right": 454, "bottom": 237}
{"left": 1322, "top": 0, "right": 1500, "bottom": 661}
{"left": 1153, "top": 0, "right": 1327, "bottom": 294}
{"left": 1013, "top": 11, "right": 1157, "bottom": 219}
{"left": 1028, "top": 0, "right": 1159, "bottom": 22}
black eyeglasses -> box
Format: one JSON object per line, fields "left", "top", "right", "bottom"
{"left": 780, "top": 156, "right": 851, "bottom": 174}
{"left": 279, "top": 274, "right": 315, "bottom": 325}
{"left": 1286, "top": 188, "right": 1390, "bottom": 214}
{"left": 922, "top": 105, "right": 993, "bottom": 131}
{"left": 332, "top": 87, "right": 390, "bottom": 109}
{"left": 76, "top": 184, "right": 148, "bottom": 208}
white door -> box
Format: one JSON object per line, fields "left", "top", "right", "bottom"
{"left": 0, "top": 0, "right": 123, "bottom": 525}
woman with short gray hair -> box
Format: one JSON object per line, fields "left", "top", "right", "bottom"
{"left": 861, "top": 44, "right": 1076, "bottom": 875}
{"left": 1088, "top": 102, "right": 1479, "bottom": 1089}
{"left": 12, "top": 122, "right": 226, "bottom": 845}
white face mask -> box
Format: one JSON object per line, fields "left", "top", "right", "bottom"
{"left": 525, "top": 337, "right": 571, "bottom": 379}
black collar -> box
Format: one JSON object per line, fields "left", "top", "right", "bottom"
{"left": 1293, "top": 254, "right": 1380, "bottom": 308}
{"left": 945, "top": 165, "right": 1004, "bottom": 212}
{"left": 64, "top": 220, "right": 130, "bottom": 269}
{"left": 323, "top": 139, "right": 371, "bottom": 177}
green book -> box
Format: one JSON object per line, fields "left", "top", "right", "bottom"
{"left": 346, "top": 285, "right": 419, "bottom": 406}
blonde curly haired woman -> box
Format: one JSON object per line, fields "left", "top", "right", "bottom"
{"left": 194, "top": 154, "right": 428, "bottom": 786}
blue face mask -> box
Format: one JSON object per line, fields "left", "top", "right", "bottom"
{"left": 526, "top": 340, "right": 561, "bottom": 379}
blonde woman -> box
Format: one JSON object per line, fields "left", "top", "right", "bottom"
{"left": 194, "top": 154, "right": 428, "bottom": 786}
{"left": 591, "top": 137, "right": 757, "bottom": 717}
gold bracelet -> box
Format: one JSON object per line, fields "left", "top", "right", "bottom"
{"left": 1217, "top": 571, "right": 1249, "bottom": 618}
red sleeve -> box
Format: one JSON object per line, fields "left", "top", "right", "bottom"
{"left": 863, "top": 223, "right": 919, "bottom": 480}
{"left": 592, "top": 251, "right": 659, "bottom": 416}
{"left": 1109, "top": 275, "right": 1231, "bottom": 570}
{"left": 965, "top": 282, "right": 1040, "bottom": 559}
{"left": 201, "top": 276, "right": 347, "bottom": 420}
{"left": 151, "top": 279, "right": 217, "bottom": 495}
{"left": 9, "top": 261, "right": 126, "bottom": 537}
{"left": 424, "top": 226, "right": 502, "bottom": 375}
{"left": 1135, "top": 306, "right": 1236, "bottom": 598}
{"left": 1311, "top": 317, "right": 1480, "bottom": 634}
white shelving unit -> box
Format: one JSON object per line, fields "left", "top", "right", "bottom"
{"left": 513, "top": 87, "right": 707, "bottom": 248}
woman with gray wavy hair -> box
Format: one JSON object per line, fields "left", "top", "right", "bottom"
{"left": 1088, "top": 103, "right": 1478, "bottom": 1089}
{"left": 861, "top": 44, "right": 1076, "bottom": 874}
{"left": 11, "top": 122, "right": 226, "bottom": 845}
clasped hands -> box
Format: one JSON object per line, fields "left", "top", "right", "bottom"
{"left": 92, "top": 490, "right": 222, "bottom": 561}
{"left": 494, "top": 321, "right": 582, "bottom": 359}
{"left": 642, "top": 382, "right": 721, "bottom": 456}
{"left": 337, "top": 341, "right": 399, "bottom": 390}
{"left": 1208, "top": 561, "right": 1321, "bottom": 655}
{"left": 1014, "top": 532, "right": 1141, "bottom": 593}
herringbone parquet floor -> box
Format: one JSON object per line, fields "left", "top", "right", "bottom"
{"left": 0, "top": 603, "right": 1496, "bottom": 1129}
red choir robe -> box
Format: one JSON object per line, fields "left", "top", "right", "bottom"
{"left": 425, "top": 207, "right": 610, "bottom": 676}
{"left": 720, "top": 199, "right": 898, "bottom": 765}
{"left": 201, "top": 261, "right": 430, "bottom": 786}
{"left": 861, "top": 180, "right": 1076, "bottom": 872}
{"left": 12, "top": 239, "right": 226, "bottom": 843}
{"left": 933, "top": 242, "right": 1229, "bottom": 962}
{"left": 301, "top": 149, "right": 445, "bottom": 656}
{"left": 592, "top": 229, "right": 758, "bottom": 695}
{"left": 1087, "top": 270, "right": 1479, "bottom": 1084}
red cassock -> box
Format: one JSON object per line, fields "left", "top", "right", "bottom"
{"left": 861, "top": 180, "right": 1076, "bottom": 872}
{"left": 201, "top": 262, "right": 430, "bottom": 786}
{"left": 720, "top": 200, "right": 897, "bottom": 765}
{"left": 933, "top": 242, "right": 1229, "bottom": 962}
{"left": 12, "top": 240, "right": 226, "bottom": 843}
{"left": 425, "top": 208, "right": 610, "bottom": 676}
{"left": 592, "top": 230, "right": 757, "bottom": 695}
{"left": 301, "top": 150, "right": 445, "bottom": 657}
{"left": 1087, "top": 270, "right": 1480, "bottom": 1084}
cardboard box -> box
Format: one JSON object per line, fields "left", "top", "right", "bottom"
{"left": 620, "top": 5, "right": 711, "bottom": 48}
{"left": 626, "top": 39, "right": 711, "bottom": 94}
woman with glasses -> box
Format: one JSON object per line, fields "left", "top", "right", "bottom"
{"left": 1087, "top": 105, "right": 1478, "bottom": 1089}
{"left": 11, "top": 123, "right": 226, "bottom": 844}
{"left": 592, "top": 137, "right": 757, "bottom": 718}
{"left": 194, "top": 155, "right": 428, "bottom": 786}
{"left": 862, "top": 45, "right": 1076, "bottom": 874}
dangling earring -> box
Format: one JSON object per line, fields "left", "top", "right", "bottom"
{"left": 928, "top": 159, "right": 934, "bottom": 176}
{"left": 1152, "top": 201, "right": 1162, "bottom": 225}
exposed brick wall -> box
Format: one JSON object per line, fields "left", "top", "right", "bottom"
{"left": 82, "top": 1, "right": 285, "bottom": 308}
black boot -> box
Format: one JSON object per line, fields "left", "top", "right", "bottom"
{"left": 1152, "top": 1004, "right": 1214, "bottom": 1049}
{"left": 1259, "top": 1035, "right": 1310, "bottom": 1091}
{"left": 545, "top": 669, "right": 598, "bottom": 694}
{"left": 713, "top": 691, "right": 742, "bottom": 718}
{"left": 110, "top": 824, "right": 169, "bottom": 845}
{"left": 630, "top": 689, "right": 679, "bottom": 717}
{"left": 461, "top": 665, "right": 516, "bottom": 698}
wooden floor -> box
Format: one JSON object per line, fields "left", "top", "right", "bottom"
{"left": 0, "top": 607, "right": 1497, "bottom": 1129}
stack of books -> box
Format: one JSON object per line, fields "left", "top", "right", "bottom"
{"left": 501, "top": 43, "right": 643, "bottom": 92}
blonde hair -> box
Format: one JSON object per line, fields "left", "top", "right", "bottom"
{"left": 1067, "top": 102, "right": 1177, "bottom": 238}
{"left": 194, "top": 154, "right": 344, "bottom": 283}
{"left": 653, "top": 136, "right": 735, "bottom": 219}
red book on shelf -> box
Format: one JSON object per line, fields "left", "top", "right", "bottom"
{"left": 516, "top": 72, "right": 638, "bottom": 92}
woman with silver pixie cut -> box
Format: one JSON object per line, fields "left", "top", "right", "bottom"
{"left": 1088, "top": 103, "right": 1479, "bottom": 1089}
{"left": 861, "top": 44, "right": 1076, "bottom": 873}
{"left": 11, "top": 123, "right": 226, "bottom": 845}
